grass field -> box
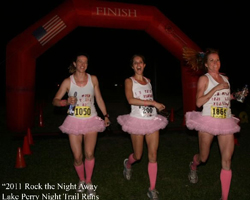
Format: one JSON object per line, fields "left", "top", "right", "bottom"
{"left": 1, "top": 88, "right": 250, "bottom": 200}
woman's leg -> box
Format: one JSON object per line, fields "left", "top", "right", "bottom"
{"left": 84, "top": 132, "right": 98, "bottom": 184}
{"left": 218, "top": 134, "right": 234, "bottom": 200}
{"left": 129, "top": 134, "right": 145, "bottom": 164}
{"left": 189, "top": 131, "right": 214, "bottom": 183}
{"left": 145, "top": 131, "right": 159, "bottom": 190}
{"left": 198, "top": 131, "right": 215, "bottom": 163}
{"left": 123, "top": 134, "right": 144, "bottom": 180}
{"left": 69, "top": 134, "right": 85, "bottom": 181}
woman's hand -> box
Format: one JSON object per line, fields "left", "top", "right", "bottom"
{"left": 68, "top": 96, "right": 77, "bottom": 105}
{"left": 104, "top": 117, "right": 111, "bottom": 127}
{"left": 154, "top": 101, "right": 165, "bottom": 112}
{"left": 216, "top": 82, "right": 229, "bottom": 91}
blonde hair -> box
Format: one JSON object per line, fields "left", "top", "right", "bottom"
{"left": 182, "top": 47, "right": 219, "bottom": 72}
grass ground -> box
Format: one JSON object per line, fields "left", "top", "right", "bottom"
{"left": 1, "top": 88, "right": 250, "bottom": 200}
{"left": 1, "top": 125, "right": 250, "bottom": 200}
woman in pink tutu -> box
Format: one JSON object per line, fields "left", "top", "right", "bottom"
{"left": 117, "top": 54, "right": 168, "bottom": 200}
{"left": 183, "top": 47, "right": 248, "bottom": 200}
{"left": 52, "top": 52, "right": 110, "bottom": 195}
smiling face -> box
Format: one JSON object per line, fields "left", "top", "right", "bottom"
{"left": 74, "top": 55, "right": 88, "bottom": 73}
{"left": 205, "top": 53, "right": 220, "bottom": 73}
{"left": 132, "top": 55, "right": 146, "bottom": 75}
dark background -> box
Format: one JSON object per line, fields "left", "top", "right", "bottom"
{"left": 1, "top": 0, "right": 249, "bottom": 102}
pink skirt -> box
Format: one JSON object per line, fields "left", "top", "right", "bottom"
{"left": 117, "top": 114, "right": 168, "bottom": 135}
{"left": 185, "top": 111, "right": 240, "bottom": 135}
{"left": 59, "top": 115, "right": 106, "bottom": 135}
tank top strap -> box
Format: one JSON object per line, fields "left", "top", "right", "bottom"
{"left": 144, "top": 77, "right": 150, "bottom": 83}
{"left": 220, "top": 74, "right": 228, "bottom": 82}
{"left": 206, "top": 73, "right": 229, "bottom": 84}
{"left": 205, "top": 73, "right": 218, "bottom": 85}
{"left": 205, "top": 73, "right": 212, "bottom": 81}
{"left": 130, "top": 77, "right": 137, "bottom": 83}
{"left": 70, "top": 75, "right": 76, "bottom": 84}
{"left": 130, "top": 76, "right": 149, "bottom": 84}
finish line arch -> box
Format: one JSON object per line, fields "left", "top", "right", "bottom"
{"left": 6, "top": 0, "right": 201, "bottom": 132}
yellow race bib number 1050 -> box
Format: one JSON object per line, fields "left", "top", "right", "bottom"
{"left": 74, "top": 106, "right": 91, "bottom": 118}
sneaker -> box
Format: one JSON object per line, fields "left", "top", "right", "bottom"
{"left": 147, "top": 188, "right": 159, "bottom": 200}
{"left": 123, "top": 158, "right": 132, "bottom": 180}
{"left": 188, "top": 162, "right": 198, "bottom": 183}
{"left": 76, "top": 180, "right": 86, "bottom": 193}
{"left": 86, "top": 183, "right": 96, "bottom": 196}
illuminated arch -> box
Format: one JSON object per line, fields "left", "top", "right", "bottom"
{"left": 6, "top": 0, "right": 201, "bottom": 132}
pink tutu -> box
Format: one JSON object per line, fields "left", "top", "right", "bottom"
{"left": 185, "top": 111, "right": 240, "bottom": 135}
{"left": 117, "top": 114, "right": 168, "bottom": 135}
{"left": 59, "top": 115, "right": 106, "bottom": 135}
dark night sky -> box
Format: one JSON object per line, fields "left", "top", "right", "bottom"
{"left": 1, "top": 0, "right": 249, "bottom": 101}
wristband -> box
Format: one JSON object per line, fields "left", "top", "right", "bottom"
{"left": 60, "top": 100, "right": 67, "bottom": 107}
{"left": 231, "top": 93, "right": 238, "bottom": 100}
{"left": 104, "top": 114, "right": 109, "bottom": 118}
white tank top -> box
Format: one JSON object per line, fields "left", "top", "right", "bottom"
{"left": 130, "top": 77, "right": 157, "bottom": 119}
{"left": 67, "top": 73, "right": 97, "bottom": 118}
{"left": 202, "top": 73, "right": 232, "bottom": 118}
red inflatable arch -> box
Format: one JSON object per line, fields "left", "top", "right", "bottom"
{"left": 6, "top": 0, "right": 201, "bottom": 132}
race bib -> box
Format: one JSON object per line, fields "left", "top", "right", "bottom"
{"left": 139, "top": 106, "right": 154, "bottom": 117}
{"left": 211, "top": 106, "right": 227, "bottom": 118}
{"left": 74, "top": 106, "right": 91, "bottom": 118}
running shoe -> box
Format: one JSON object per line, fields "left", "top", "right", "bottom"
{"left": 86, "top": 183, "right": 96, "bottom": 196}
{"left": 76, "top": 180, "right": 86, "bottom": 193}
{"left": 188, "top": 162, "right": 198, "bottom": 183}
{"left": 123, "top": 158, "right": 132, "bottom": 180}
{"left": 147, "top": 188, "right": 159, "bottom": 200}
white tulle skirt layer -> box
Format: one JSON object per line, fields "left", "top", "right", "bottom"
{"left": 117, "top": 114, "right": 168, "bottom": 135}
{"left": 59, "top": 116, "right": 106, "bottom": 135}
{"left": 185, "top": 111, "right": 240, "bottom": 135}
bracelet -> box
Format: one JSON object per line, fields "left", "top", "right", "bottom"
{"left": 104, "top": 114, "right": 109, "bottom": 118}
{"left": 59, "top": 100, "right": 67, "bottom": 107}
